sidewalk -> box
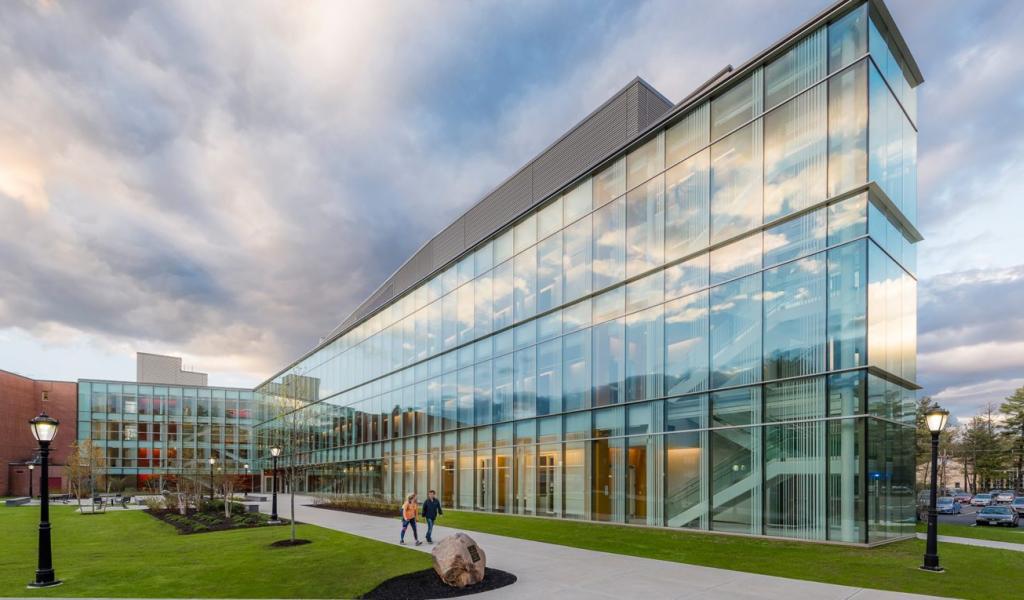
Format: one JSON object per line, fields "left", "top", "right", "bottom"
{"left": 916, "top": 532, "right": 1024, "bottom": 553}
{"left": 259, "top": 495, "right": 941, "bottom": 600}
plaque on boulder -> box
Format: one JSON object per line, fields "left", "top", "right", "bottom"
{"left": 431, "top": 533, "right": 487, "bottom": 588}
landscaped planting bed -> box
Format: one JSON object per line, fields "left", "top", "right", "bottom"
{"left": 148, "top": 503, "right": 280, "bottom": 534}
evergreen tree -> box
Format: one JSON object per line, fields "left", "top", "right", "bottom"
{"left": 999, "top": 386, "right": 1024, "bottom": 491}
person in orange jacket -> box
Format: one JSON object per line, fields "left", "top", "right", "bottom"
{"left": 400, "top": 492, "right": 422, "bottom": 545}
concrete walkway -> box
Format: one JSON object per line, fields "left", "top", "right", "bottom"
{"left": 916, "top": 532, "right": 1024, "bottom": 552}
{"left": 260, "top": 495, "right": 942, "bottom": 600}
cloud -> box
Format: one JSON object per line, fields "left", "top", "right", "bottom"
{"left": 0, "top": 0, "right": 1022, "bottom": 398}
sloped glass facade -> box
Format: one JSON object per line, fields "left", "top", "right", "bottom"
{"left": 255, "top": 1, "right": 920, "bottom": 544}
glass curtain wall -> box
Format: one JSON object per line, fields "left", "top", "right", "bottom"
{"left": 254, "top": 1, "right": 918, "bottom": 545}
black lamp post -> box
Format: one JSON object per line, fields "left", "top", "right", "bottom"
{"left": 28, "top": 464, "right": 34, "bottom": 498}
{"left": 28, "top": 413, "right": 61, "bottom": 588}
{"left": 921, "top": 405, "right": 950, "bottom": 573}
{"left": 208, "top": 457, "right": 216, "bottom": 503}
{"left": 269, "top": 445, "right": 282, "bottom": 524}
{"left": 244, "top": 464, "right": 250, "bottom": 494}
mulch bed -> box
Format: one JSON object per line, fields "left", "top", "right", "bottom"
{"left": 360, "top": 568, "right": 516, "bottom": 599}
{"left": 310, "top": 503, "right": 396, "bottom": 519}
{"left": 270, "top": 538, "right": 312, "bottom": 547}
{"left": 147, "top": 508, "right": 283, "bottom": 534}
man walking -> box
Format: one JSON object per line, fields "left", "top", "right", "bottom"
{"left": 422, "top": 489, "right": 443, "bottom": 543}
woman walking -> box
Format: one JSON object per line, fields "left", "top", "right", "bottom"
{"left": 400, "top": 493, "right": 422, "bottom": 545}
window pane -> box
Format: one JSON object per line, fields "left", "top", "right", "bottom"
{"left": 765, "top": 28, "right": 826, "bottom": 110}
{"left": 765, "top": 417, "right": 825, "bottom": 539}
{"left": 562, "top": 215, "right": 592, "bottom": 303}
{"left": 492, "top": 260, "right": 513, "bottom": 330}
{"left": 537, "top": 338, "right": 562, "bottom": 416}
{"left": 593, "top": 196, "right": 626, "bottom": 290}
{"left": 711, "top": 122, "right": 763, "bottom": 243}
{"left": 665, "top": 254, "right": 709, "bottom": 301}
{"left": 562, "top": 328, "right": 591, "bottom": 412}
{"left": 457, "top": 282, "right": 475, "bottom": 345}
{"left": 827, "top": 193, "right": 867, "bottom": 246}
{"left": 666, "top": 103, "right": 709, "bottom": 166}
{"left": 514, "top": 246, "right": 537, "bottom": 322}
{"left": 592, "top": 317, "right": 625, "bottom": 407}
{"left": 593, "top": 157, "right": 625, "bottom": 208}
{"left": 514, "top": 347, "right": 536, "bottom": 420}
{"left": 474, "top": 360, "right": 492, "bottom": 426}
{"left": 710, "top": 274, "right": 762, "bottom": 388}
{"left": 828, "top": 4, "right": 867, "bottom": 74}
{"left": 564, "top": 178, "right": 592, "bottom": 224}
{"left": 474, "top": 273, "right": 493, "bottom": 339}
{"left": 664, "top": 291, "right": 709, "bottom": 395}
{"left": 514, "top": 214, "right": 537, "bottom": 253}
{"left": 828, "top": 59, "right": 868, "bottom": 196}
{"left": 764, "top": 85, "right": 826, "bottom": 222}
{"left": 711, "top": 73, "right": 759, "bottom": 140}
{"left": 625, "top": 305, "right": 664, "bottom": 402}
{"left": 627, "top": 132, "right": 664, "bottom": 190}
{"left": 494, "top": 230, "right": 514, "bottom": 264}
{"left": 666, "top": 430, "right": 706, "bottom": 528}
{"left": 763, "top": 255, "right": 826, "bottom": 380}
{"left": 711, "top": 387, "right": 761, "bottom": 534}
{"left": 626, "top": 271, "right": 663, "bottom": 313}
{"left": 538, "top": 197, "right": 562, "bottom": 240}
{"left": 764, "top": 209, "right": 825, "bottom": 266}
{"left": 827, "top": 240, "right": 866, "bottom": 370}
{"left": 710, "top": 233, "right": 762, "bottom": 285}
{"left": 458, "top": 367, "right": 474, "bottom": 428}
{"left": 626, "top": 174, "right": 665, "bottom": 276}
{"left": 493, "top": 353, "right": 513, "bottom": 422}
{"left": 665, "top": 149, "right": 710, "bottom": 262}
{"left": 536, "top": 234, "right": 562, "bottom": 314}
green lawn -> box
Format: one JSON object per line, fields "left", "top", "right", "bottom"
{"left": 920, "top": 520, "right": 1024, "bottom": 545}
{"left": 439, "top": 510, "right": 1024, "bottom": 600}
{"left": 0, "top": 506, "right": 430, "bottom": 598}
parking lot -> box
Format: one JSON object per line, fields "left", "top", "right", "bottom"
{"left": 934, "top": 503, "right": 1024, "bottom": 527}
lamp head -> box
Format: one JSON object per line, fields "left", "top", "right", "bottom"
{"left": 209, "top": 457, "right": 216, "bottom": 465}
{"left": 925, "top": 406, "right": 950, "bottom": 433}
{"left": 244, "top": 464, "right": 249, "bottom": 470}
{"left": 28, "top": 464, "right": 34, "bottom": 471}
{"left": 29, "top": 413, "right": 59, "bottom": 443}
{"left": 270, "top": 445, "right": 282, "bottom": 457}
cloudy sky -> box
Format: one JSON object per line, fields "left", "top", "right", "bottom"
{"left": 1, "top": 0, "right": 1021, "bottom": 420}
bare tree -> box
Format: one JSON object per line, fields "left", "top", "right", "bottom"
{"left": 65, "top": 439, "right": 105, "bottom": 510}
{"left": 272, "top": 367, "right": 314, "bottom": 543}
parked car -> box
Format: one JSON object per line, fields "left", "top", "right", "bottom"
{"left": 953, "top": 491, "right": 973, "bottom": 504}
{"left": 976, "top": 505, "right": 1020, "bottom": 527}
{"left": 936, "top": 496, "right": 962, "bottom": 514}
{"left": 1011, "top": 497, "right": 1024, "bottom": 515}
{"left": 995, "top": 491, "right": 1015, "bottom": 503}
{"left": 971, "top": 493, "right": 995, "bottom": 507}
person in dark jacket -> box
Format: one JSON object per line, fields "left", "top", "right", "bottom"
{"left": 422, "top": 489, "right": 443, "bottom": 543}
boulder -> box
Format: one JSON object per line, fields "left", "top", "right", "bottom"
{"left": 431, "top": 533, "right": 486, "bottom": 588}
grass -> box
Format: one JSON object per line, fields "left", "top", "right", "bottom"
{"left": 0, "top": 505, "right": 430, "bottom": 598}
{"left": 919, "top": 520, "right": 1024, "bottom": 545}
{"left": 438, "top": 510, "right": 1024, "bottom": 600}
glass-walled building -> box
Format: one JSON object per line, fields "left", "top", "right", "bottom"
{"left": 77, "top": 380, "right": 257, "bottom": 490}
{"left": 255, "top": 0, "right": 921, "bottom": 544}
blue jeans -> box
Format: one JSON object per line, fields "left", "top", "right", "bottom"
{"left": 425, "top": 517, "right": 436, "bottom": 541}
{"left": 401, "top": 518, "right": 418, "bottom": 542}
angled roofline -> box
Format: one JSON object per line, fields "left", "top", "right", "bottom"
{"left": 257, "top": 0, "right": 923, "bottom": 391}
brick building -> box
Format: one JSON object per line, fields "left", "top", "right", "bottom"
{"left": 0, "top": 369, "right": 77, "bottom": 497}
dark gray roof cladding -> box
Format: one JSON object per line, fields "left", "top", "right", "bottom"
{"left": 328, "top": 77, "right": 673, "bottom": 337}
{"left": 261, "top": 0, "right": 922, "bottom": 389}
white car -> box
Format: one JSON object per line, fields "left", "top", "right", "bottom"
{"left": 995, "top": 491, "right": 1015, "bottom": 503}
{"left": 971, "top": 493, "right": 994, "bottom": 507}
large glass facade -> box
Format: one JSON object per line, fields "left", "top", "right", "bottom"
{"left": 255, "top": 1, "right": 919, "bottom": 545}
{"left": 77, "top": 381, "right": 257, "bottom": 489}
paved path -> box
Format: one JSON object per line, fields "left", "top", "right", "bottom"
{"left": 259, "top": 495, "right": 942, "bottom": 600}
{"left": 916, "top": 532, "right": 1024, "bottom": 552}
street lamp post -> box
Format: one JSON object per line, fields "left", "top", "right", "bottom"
{"left": 244, "top": 464, "right": 250, "bottom": 494}
{"left": 921, "top": 406, "right": 950, "bottom": 573}
{"left": 208, "top": 457, "right": 216, "bottom": 504}
{"left": 28, "top": 464, "right": 34, "bottom": 498}
{"left": 269, "top": 445, "right": 282, "bottom": 524}
{"left": 28, "top": 413, "right": 61, "bottom": 588}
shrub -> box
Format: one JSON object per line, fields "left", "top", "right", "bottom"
{"left": 143, "top": 497, "right": 166, "bottom": 511}
{"left": 311, "top": 493, "right": 398, "bottom": 515}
